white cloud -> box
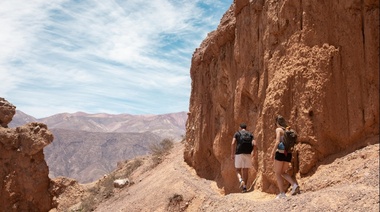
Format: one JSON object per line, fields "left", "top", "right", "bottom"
{"left": 1, "top": 0, "right": 232, "bottom": 118}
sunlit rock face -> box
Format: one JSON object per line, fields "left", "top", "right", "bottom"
{"left": 0, "top": 97, "right": 54, "bottom": 211}
{"left": 184, "top": 0, "right": 379, "bottom": 194}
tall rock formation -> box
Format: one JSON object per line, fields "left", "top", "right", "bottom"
{"left": 0, "top": 98, "right": 54, "bottom": 211}
{"left": 184, "top": 0, "right": 379, "bottom": 194}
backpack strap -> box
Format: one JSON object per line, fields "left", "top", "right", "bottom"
{"left": 237, "top": 131, "right": 242, "bottom": 142}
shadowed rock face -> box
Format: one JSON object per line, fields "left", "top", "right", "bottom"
{"left": 184, "top": 0, "right": 379, "bottom": 194}
{"left": 0, "top": 98, "right": 54, "bottom": 211}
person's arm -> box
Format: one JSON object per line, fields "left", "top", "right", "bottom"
{"left": 251, "top": 139, "right": 257, "bottom": 157}
{"left": 270, "top": 128, "right": 282, "bottom": 159}
{"left": 231, "top": 137, "right": 237, "bottom": 160}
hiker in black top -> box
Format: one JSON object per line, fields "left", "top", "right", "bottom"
{"left": 271, "top": 115, "right": 300, "bottom": 199}
{"left": 231, "top": 123, "right": 256, "bottom": 193}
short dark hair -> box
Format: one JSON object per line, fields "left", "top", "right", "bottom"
{"left": 240, "top": 123, "right": 247, "bottom": 129}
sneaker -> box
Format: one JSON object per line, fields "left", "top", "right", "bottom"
{"left": 275, "top": 193, "right": 286, "bottom": 199}
{"left": 242, "top": 187, "right": 247, "bottom": 193}
{"left": 291, "top": 184, "right": 300, "bottom": 195}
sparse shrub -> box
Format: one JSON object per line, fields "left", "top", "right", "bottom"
{"left": 167, "top": 193, "right": 185, "bottom": 212}
{"left": 149, "top": 138, "right": 174, "bottom": 167}
{"left": 101, "top": 173, "right": 116, "bottom": 198}
{"left": 77, "top": 156, "right": 146, "bottom": 211}
{"left": 78, "top": 174, "right": 116, "bottom": 211}
{"left": 169, "top": 193, "right": 183, "bottom": 203}
{"left": 150, "top": 138, "right": 174, "bottom": 156}
{"left": 79, "top": 197, "right": 96, "bottom": 211}
{"left": 126, "top": 159, "right": 143, "bottom": 176}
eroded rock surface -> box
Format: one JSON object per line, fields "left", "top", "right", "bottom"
{"left": 0, "top": 97, "right": 16, "bottom": 127}
{"left": 0, "top": 98, "right": 54, "bottom": 211}
{"left": 184, "top": 0, "right": 379, "bottom": 194}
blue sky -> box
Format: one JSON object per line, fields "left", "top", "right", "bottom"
{"left": 0, "top": 0, "right": 232, "bottom": 118}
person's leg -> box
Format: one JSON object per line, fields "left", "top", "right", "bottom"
{"left": 280, "top": 162, "right": 296, "bottom": 185}
{"left": 241, "top": 167, "right": 248, "bottom": 189}
{"left": 236, "top": 168, "right": 245, "bottom": 188}
{"left": 236, "top": 168, "right": 243, "bottom": 184}
{"left": 274, "top": 160, "right": 285, "bottom": 193}
{"left": 235, "top": 154, "right": 245, "bottom": 189}
{"left": 281, "top": 162, "right": 299, "bottom": 195}
{"left": 236, "top": 168, "right": 242, "bottom": 181}
{"left": 241, "top": 154, "right": 252, "bottom": 191}
{"left": 234, "top": 154, "right": 241, "bottom": 180}
{"left": 242, "top": 168, "right": 248, "bottom": 183}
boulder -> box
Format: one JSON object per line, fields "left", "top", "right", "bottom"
{"left": 113, "top": 178, "right": 130, "bottom": 188}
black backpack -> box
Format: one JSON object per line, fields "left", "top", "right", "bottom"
{"left": 236, "top": 130, "right": 254, "bottom": 154}
{"left": 283, "top": 127, "right": 297, "bottom": 152}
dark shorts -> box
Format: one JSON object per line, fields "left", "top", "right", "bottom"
{"left": 275, "top": 151, "right": 292, "bottom": 162}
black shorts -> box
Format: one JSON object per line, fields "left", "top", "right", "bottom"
{"left": 275, "top": 151, "right": 292, "bottom": 162}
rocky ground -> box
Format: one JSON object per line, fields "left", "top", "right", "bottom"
{"left": 52, "top": 142, "right": 379, "bottom": 212}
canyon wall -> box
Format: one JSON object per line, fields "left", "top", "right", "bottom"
{"left": 184, "top": 0, "right": 379, "bottom": 194}
{"left": 0, "top": 98, "right": 53, "bottom": 211}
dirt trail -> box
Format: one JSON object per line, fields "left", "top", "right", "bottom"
{"left": 92, "top": 142, "right": 379, "bottom": 211}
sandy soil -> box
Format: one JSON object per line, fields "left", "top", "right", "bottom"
{"left": 81, "top": 142, "right": 379, "bottom": 212}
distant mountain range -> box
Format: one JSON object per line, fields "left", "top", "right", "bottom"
{"left": 10, "top": 110, "right": 187, "bottom": 139}
{"left": 9, "top": 110, "right": 187, "bottom": 183}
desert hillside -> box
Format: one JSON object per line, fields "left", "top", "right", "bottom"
{"left": 53, "top": 141, "right": 379, "bottom": 212}
{"left": 9, "top": 110, "right": 187, "bottom": 183}
{"left": 45, "top": 128, "right": 162, "bottom": 183}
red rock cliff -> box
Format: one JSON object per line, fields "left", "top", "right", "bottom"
{"left": 184, "top": 0, "right": 379, "bottom": 194}
{"left": 0, "top": 98, "right": 54, "bottom": 211}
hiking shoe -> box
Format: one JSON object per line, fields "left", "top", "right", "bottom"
{"left": 275, "top": 193, "right": 286, "bottom": 199}
{"left": 241, "top": 187, "right": 247, "bottom": 193}
{"left": 291, "top": 184, "right": 300, "bottom": 195}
